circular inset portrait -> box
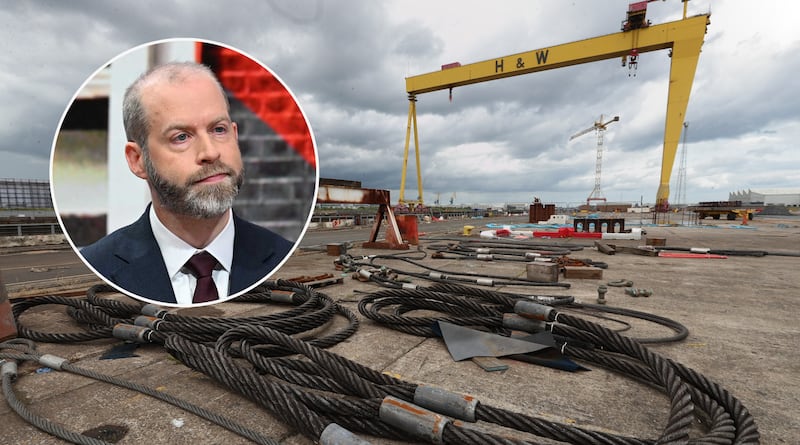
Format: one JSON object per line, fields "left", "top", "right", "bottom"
{"left": 51, "top": 39, "right": 318, "bottom": 307}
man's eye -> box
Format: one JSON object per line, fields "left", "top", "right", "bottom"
{"left": 213, "top": 126, "right": 227, "bottom": 134}
{"left": 173, "top": 133, "right": 189, "bottom": 142}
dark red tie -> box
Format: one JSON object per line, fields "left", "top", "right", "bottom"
{"left": 185, "top": 251, "right": 219, "bottom": 303}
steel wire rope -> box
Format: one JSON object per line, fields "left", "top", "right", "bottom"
{"left": 425, "top": 242, "right": 574, "bottom": 258}
{"left": 0, "top": 340, "right": 282, "bottom": 445}
{"left": 168, "top": 323, "right": 607, "bottom": 444}
{"left": 168, "top": 283, "right": 752, "bottom": 444}
{"left": 354, "top": 253, "right": 572, "bottom": 288}
{"left": 548, "top": 310, "right": 757, "bottom": 444}
{"left": 67, "top": 281, "right": 752, "bottom": 445}
{"left": 12, "top": 295, "right": 119, "bottom": 343}
{"left": 217, "top": 296, "right": 361, "bottom": 360}
{"left": 7, "top": 280, "right": 757, "bottom": 443}
{"left": 419, "top": 236, "right": 586, "bottom": 251}
{"left": 11, "top": 282, "right": 356, "bottom": 350}
{"left": 1, "top": 368, "right": 109, "bottom": 445}
{"left": 651, "top": 245, "right": 800, "bottom": 258}
{"left": 560, "top": 345, "right": 738, "bottom": 444}
{"left": 357, "top": 285, "right": 758, "bottom": 444}
{"left": 428, "top": 249, "right": 553, "bottom": 263}
{"left": 164, "top": 333, "right": 409, "bottom": 442}
{"left": 359, "top": 285, "right": 685, "bottom": 344}
{"left": 426, "top": 282, "right": 638, "bottom": 335}
{"left": 358, "top": 289, "right": 508, "bottom": 337}
{"left": 427, "top": 284, "right": 678, "bottom": 343}
{"left": 7, "top": 281, "right": 363, "bottom": 444}
{"left": 172, "top": 318, "right": 729, "bottom": 445}
{"left": 565, "top": 303, "right": 689, "bottom": 344}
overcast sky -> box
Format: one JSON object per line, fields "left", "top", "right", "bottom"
{"left": 1, "top": 0, "right": 798, "bottom": 207}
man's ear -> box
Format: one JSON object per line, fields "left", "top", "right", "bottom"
{"left": 232, "top": 121, "right": 239, "bottom": 141}
{"left": 125, "top": 142, "right": 148, "bottom": 180}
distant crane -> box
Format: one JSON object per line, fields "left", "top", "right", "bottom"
{"left": 434, "top": 192, "right": 456, "bottom": 205}
{"left": 569, "top": 115, "right": 620, "bottom": 206}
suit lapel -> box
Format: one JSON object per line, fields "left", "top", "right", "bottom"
{"left": 229, "top": 214, "right": 278, "bottom": 294}
{"left": 108, "top": 209, "right": 177, "bottom": 304}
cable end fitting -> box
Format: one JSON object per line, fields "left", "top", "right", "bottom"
{"left": 475, "top": 278, "right": 494, "bottom": 287}
{"left": 268, "top": 289, "right": 296, "bottom": 304}
{"left": 140, "top": 304, "right": 168, "bottom": 318}
{"left": 502, "top": 313, "right": 547, "bottom": 333}
{"left": 413, "top": 385, "right": 477, "bottom": 422}
{"left": 1, "top": 360, "right": 17, "bottom": 378}
{"left": 319, "top": 423, "right": 373, "bottom": 445}
{"left": 514, "top": 300, "right": 556, "bottom": 321}
{"left": 380, "top": 396, "right": 451, "bottom": 444}
{"left": 113, "top": 324, "right": 153, "bottom": 343}
{"left": 38, "top": 354, "right": 69, "bottom": 371}
{"left": 134, "top": 315, "right": 163, "bottom": 330}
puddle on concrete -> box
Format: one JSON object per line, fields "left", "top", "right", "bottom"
{"left": 81, "top": 424, "right": 129, "bottom": 443}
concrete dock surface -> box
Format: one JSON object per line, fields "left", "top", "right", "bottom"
{"left": 1, "top": 214, "right": 798, "bottom": 444}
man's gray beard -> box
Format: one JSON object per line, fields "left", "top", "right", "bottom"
{"left": 144, "top": 151, "right": 244, "bottom": 219}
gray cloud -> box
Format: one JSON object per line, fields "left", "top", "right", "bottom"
{"left": 1, "top": 0, "right": 797, "bottom": 206}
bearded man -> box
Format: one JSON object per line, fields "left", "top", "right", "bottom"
{"left": 81, "top": 62, "right": 294, "bottom": 306}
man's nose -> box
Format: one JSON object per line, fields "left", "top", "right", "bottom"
{"left": 195, "top": 133, "right": 221, "bottom": 164}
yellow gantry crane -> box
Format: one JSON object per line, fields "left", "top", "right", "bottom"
{"left": 569, "top": 115, "right": 620, "bottom": 206}
{"left": 398, "top": 2, "right": 709, "bottom": 210}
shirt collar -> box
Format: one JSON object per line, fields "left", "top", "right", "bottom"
{"left": 149, "top": 205, "right": 235, "bottom": 279}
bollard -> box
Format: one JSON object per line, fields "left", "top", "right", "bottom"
{"left": 597, "top": 285, "right": 608, "bottom": 304}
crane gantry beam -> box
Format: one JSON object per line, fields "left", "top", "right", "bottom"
{"left": 399, "top": 9, "right": 710, "bottom": 210}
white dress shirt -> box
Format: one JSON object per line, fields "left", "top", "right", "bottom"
{"left": 149, "top": 205, "right": 235, "bottom": 305}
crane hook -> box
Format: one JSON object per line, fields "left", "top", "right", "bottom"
{"left": 628, "top": 48, "right": 639, "bottom": 77}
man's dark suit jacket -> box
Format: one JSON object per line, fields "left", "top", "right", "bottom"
{"left": 80, "top": 206, "right": 294, "bottom": 304}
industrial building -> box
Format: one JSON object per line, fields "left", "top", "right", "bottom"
{"left": 0, "top": 179, "right": 52, "bottom": 210}
{"left": 729, "top": 188, "right": 800, "bottom": 207}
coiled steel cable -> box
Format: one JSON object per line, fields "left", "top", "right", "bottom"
{"left": 359, "top": 284, "right": 687, "bottom": 344}
{"left": 12, "top": 281, "right": 357, "bottom": 350}
{"left": 7, "top": 279, "right": 759, "bottom": 444}
{"left": 169, "top": 316, "right": 755, "bottom": 445}
{"left": 6, "top": 281, "right": 361, "bottom": 444}
{"left": 356, "top": 285, "right": 758, "bottom": 444}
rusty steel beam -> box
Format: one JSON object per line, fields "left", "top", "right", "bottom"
{"left": 316, "top": 184, "right": 407, "bottom": 250}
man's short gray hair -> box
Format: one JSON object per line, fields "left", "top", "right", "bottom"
{"left": 122, "top": 61, "right": 229, "bottom": 152}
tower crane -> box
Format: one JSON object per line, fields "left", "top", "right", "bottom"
{"left": 398, "top": 1, "right": 709, "bottom": 212}
{"left": 569, "top": 115, "right": 620, "bottom": 206}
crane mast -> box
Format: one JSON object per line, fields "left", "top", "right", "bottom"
{"left": 399, "top": 3, "right": 710, "bottom": 211}
{"left": 674, "top": 121, "right": 689, "bottom": 206}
